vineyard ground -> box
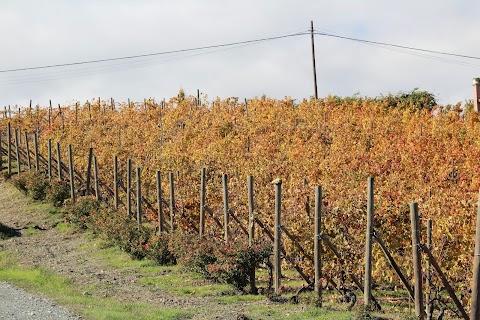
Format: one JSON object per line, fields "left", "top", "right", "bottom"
{"left": 0, "top": 178, "right": 412, "bottom": 320}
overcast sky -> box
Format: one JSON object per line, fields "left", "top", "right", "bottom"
{"left": 1, "top": 0, "right": 479, "bottom": 107}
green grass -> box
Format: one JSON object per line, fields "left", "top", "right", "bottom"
{"left": 244, "top": 304, "right": 352, "bottom": 320}
{"left": 0, "top": 251, "right": 191, "bottom": 320}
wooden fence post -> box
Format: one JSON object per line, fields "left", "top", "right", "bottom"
{"left": 410, "top": 202, "right": 424, "bottom": 319}
{"left": 75, "top": 102, "right": 78, "bottom": 124}
{"left": 314, "top": 185, "right": 322, "bottom": 306}
{"left": 248, "top": 175, "right": 255, "bottom": 245}
{"left": 364, "top": 177, "right": 374, "bottom": 307}
{"left": 156, "top": 170, "right": 164, "bottom": 232}
{"left": 273, "top": 178, "right": 282, "bottom": 295}
{"left": 85, "top": 147, "right": 93, "bottom": 195}
{"left": 14, "top": 129, "right": 20, "bottom": 176}
{"left": 247, "top": 175, "right": 257, "bottom": 294}
{"left": 7, "top": 122, "right": 11, "bottom": 176}
{"left": 34, "top": 132, "right": 39, "bottom": 172}
{"left": 126, "top": 159, "right": 132, "bottom": 216}
{"left": 223, "top": 173, "right": 229, "bottom": 243}
{"left": 24, "top": 131, "right": 31, "bottom": 171}
{"left": 169, "top": 172, "right": 175, "bottom": 231}
{"left": 93, "top": 156, "right": 100, "bottom": 201}
{"left": 471, "top": 190, "right": 480, "bottom": 320}
{"left": 56, "top": 142, "right": 62, "bottom": 181}
{"left": 68, "top": 144, "right": 75, "bottom": 203}
{"left": 47, "top": 139, "right": 52, "bottom": 181}
{"left": 136, "top": 167, "right": 142, "bottom": 225}
{"left": 426, "top": 219, "right": 433, "bottom": 319}
{"left": 113, "top": 156, "right": 119, "bottom": 209}
{"left": 199, "top": 167, "right": 206, "bottom": 237}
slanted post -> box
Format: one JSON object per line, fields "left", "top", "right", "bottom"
{"left": 34, "top": 132, "right": 39, "bottom": 171}
{"left": 314, "top": 185, "right": 322, "bottom": 306}
{"left": 113, "top": 156, "right": 119, "bottom": 209}
{"left": 136, "top": 167, "right": 142, "bottom": 225}
{"left": 47, "top": 139, "right": 52, "bottom": 181}
{"left": 14, "top": 129, "right": 20, "bottom": 176}
{"left": 56, "top": 142, "right": 62, "bottom": 181}
{"left": 364, "top": 177, "right": 374, "bottom": 307}
{"left": 410, "top": 202, "right": 424, "bottom": 319}
{"left": 156, "top": 171, "right": 164, "bottom": 232}
{"left": 93, "top": 156, "right": 100, "bottom": 201}
{"left": 126, "top": 159, "right": 132, "bottom": 215}
{"left": 68, "top": 144, "right": 75, "bottom": 203}
{"left": 7, "top": 122, "right": 11, "bottom": 176}
{"left": 273, "top": 178, "right": 282, "bottom": 295}
{"left": 169, "top": 172, "right": 175, "bottom": 231}
{"left": 85, "top": 147, "right": 93, "bottom": 195}
{"left": 24, "top": 131, "right": 31, "bottom": 171}
{"left": 199, "top": 167, "right": 206, "bottom": 237}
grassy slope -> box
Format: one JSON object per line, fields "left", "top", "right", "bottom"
{"left": 0, "top": 178, "right": 364, "bottom": 320}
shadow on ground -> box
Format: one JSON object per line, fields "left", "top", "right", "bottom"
{"left": 0, "top": 222, "right": 21, "bottom": 239}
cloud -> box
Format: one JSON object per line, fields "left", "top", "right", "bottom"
{"left": 0, "top": 0, "right": 479, "bottom": 107}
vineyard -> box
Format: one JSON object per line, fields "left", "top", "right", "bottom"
{"left": 1, "top": 93, "right": 480, "bottom": 317}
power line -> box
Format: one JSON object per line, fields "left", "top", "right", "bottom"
{"left": 0, "top": 31, "right": 309, "bottom": 74}
{"left": 0, "top": 41, "right": 261, "bottom": 86}
{"left": 314, "top": 32, "right": 480, "bottom": 61}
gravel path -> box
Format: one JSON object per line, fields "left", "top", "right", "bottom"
{"left": 0, "top": 282, "right": 81, "bottom": 320}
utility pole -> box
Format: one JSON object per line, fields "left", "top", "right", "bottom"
{"left": 310, "top": 21, "right": 318, "bottom": 99}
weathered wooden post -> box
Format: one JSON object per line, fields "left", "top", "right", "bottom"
{"left": 47, "top": 139, "right": 52, "bottom": 181}
{"left": 14, "top": 129, "right": 20, "bottom": 176}
{"left": 199, "top": 167, "right": 206, "bottom": 237}
{"left": 24, "top": 131, "right": 31, "bottom": 171}
{"left": 68, "top": 144, "right": 75, "bottom": 203}
{"left": 426, "top": 219, "right": 433, "bottom": 320}
{"left": 364, "top": 177, "right": 374, "bottom": 307}
{"left": 248, "top": 175, "right": 255, "bottom": 245}
{"left": 247, "top": 175, "right": 257, "bottom": 294}
{"left": 93, "top": 156, "right": 100, "bottom": 201}
{"left": 156, "top": 171, "right": 164, "bottom": 232}
{"left": 85, "top": 148, "right": 93, "bottom": 195}
{"left": 34, "top": 132, "right": 39, "bottom": 172}
{"left": 56, "top": 142, "right": 62, "bottom": 181}
{"left": 314, "top": 185, "right": 322, "bottom": 306}
{"left": 169, "top": 172, "right": 175, "bottom": 231}
{"left": 113, "top": 156, "right": 119, "bottom": 209}
{"left": 273, "top": 178, "right": 282, "bottom": 295}
{"left": 223, "top": 173, "right": 229, "bottom": 243}
{"left": 474, "top": 78, "right": 480, "bottom": 113}
{"left": 471, "top": 190, "right": 480, "bottom": 320}
{"left": 14, "top": 129, "right": 21, "bottom": 176}
{"left": 410, "top": 202, "right": 424, "bottom": 319}
{"left": 136, "top": 167, "right": 142, "bottom": 225}
{"left": 7, "top": 122, "right": 11, "bottom": 176}
{"left": 75, "top": 102, "right": 78, "bottom": 124}
{"left": 126, "top": 159, "right": 132, "bottom": 216}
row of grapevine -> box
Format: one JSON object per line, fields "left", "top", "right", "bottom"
{"left": 1, "top": 94, "right": 479, "bottom": 314}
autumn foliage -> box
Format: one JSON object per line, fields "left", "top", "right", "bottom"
{"left": 2, "top": 94, "right": 480, "bottom": 298}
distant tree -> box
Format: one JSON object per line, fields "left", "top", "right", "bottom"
{"left": 380, "top": 88, "right": 437, "bottom": 111}
{"left": 177, "top": 88, "right": 185, "bottom": 102}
